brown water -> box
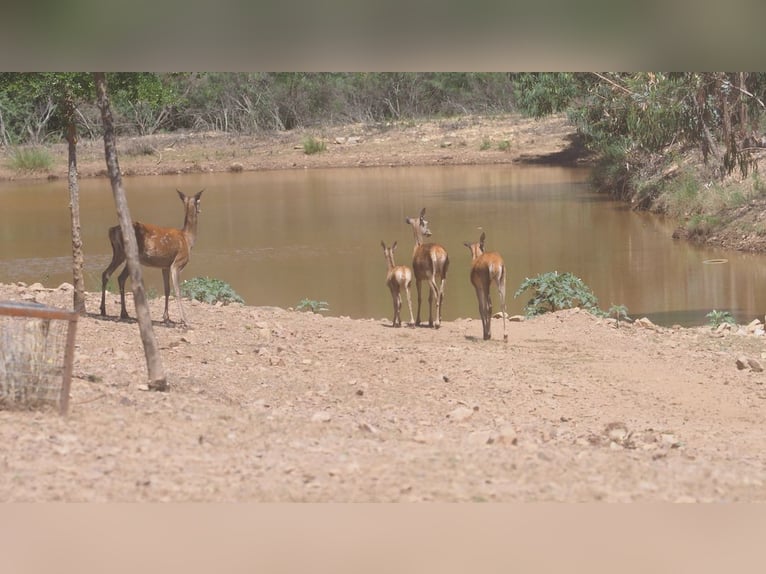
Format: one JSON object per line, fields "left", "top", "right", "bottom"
{"left": 1, "top": 165, "right": 765, "bottom": 326}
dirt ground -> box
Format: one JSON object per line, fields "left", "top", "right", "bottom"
{"left": 3, "top": 114, "right": 766, "bottom": 502}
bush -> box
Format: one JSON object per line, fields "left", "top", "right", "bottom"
{"left": 180, "top": 277, "right": 244, "bottom": 305}
{"left": 303, "top": 136, "right": 326, "bottom": 155}
{"left": 514, "top": 271, "right": 600, "bottom": 317}
{"left": 295, "top": 298, "right": 329, "bottom": 313}
{"left": 7, "top": 147, "right": 54, "bottom": 172}
{"left": 706, "top": 309, "right": 735, "bottom": 329}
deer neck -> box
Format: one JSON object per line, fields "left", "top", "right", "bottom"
{"left": 182, "top": 207, "right": 199, "bottom": 248}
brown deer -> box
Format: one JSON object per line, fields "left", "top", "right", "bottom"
{"left": 381, "top": 240, "right": 415, "bottom": 327}
{"left": 405, "top": 207, "right": 449, "bottom": 328}
{"left": 464, "top": 231, "right": 507, "bottom": 341}
{"left": 100, "top": 189, "right": 204, "bottom": 326}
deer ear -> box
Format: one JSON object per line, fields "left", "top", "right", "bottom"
{"left": 176, "top": 189, "right": 185, "bottom": 200}
{"left": 196, "top": 189, "right": 205, "bottom": 199}
{"left": 419, "top": 207, "right": 426, "bottom": 219}
{"left": 381, "top": 240, "right": 386, "bottom": 250}
{"left": 392, "top": 241, "right": 397, "bottom": 250}
{"left": 480, "top": 231, "right": 486, "bottom": 245}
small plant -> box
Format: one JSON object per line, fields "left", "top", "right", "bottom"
{"left": 607, "top": 304, "right": 631, "bottom": 328}
{"left": 514, "top": 271, "right": 600, "bottom": 317}
{"left": 180, "top": 277, "right": 244, "bottom": 305}
{"left": 296, "top": 298, "right": 329, "bottom": 313}
{"left": 706, "top": 309, "right": 736, "bottom": 329}
{"left": 303, "top": 136, "right": 326, "bottom": 155}
{"left": 479, "top": 137, "right": 492, "bottom": 151}
{"left": 497, "top": 140, "right": 511, "bottom": 152}
{"left": 7, "top": 147, "right": 54, "bottom": 172}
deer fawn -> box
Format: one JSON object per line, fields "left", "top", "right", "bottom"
{"left": 464, "top": 231, "right": 507, "bottom": 341}
{"left": 405, "top": 208, "right": 449, "bottom": 328}
{"left": 381, "top": 240, "right": 415, "bottom": 327}
{"left": 100, "top": 189, "right": 204, "bottom": 326}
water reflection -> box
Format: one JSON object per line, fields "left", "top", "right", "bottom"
{"left": 0, "top": 165, "right": 764, "bottom": 326}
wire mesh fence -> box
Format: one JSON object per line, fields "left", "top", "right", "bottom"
{"left": 0, "top": 301, "right": 78, "bottom": 415}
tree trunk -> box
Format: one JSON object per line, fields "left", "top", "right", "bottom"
{"left": 63, "top": 97, "right": 86, "bottom": 314}
{"left": 93, "top": 73, "right": 168, "bottom": 391}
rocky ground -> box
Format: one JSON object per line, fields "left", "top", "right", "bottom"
{"left": 2, "top": 281, "right": 766, "bottom": 502}
{"left": 3, "top": 114, "right": 766, "bottom": 502}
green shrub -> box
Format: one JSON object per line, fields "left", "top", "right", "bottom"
{"left": 7, "top": 147, "right": 54, "bottom": 172}
{"left": 497, "top": 139, "right": 511, "bottom": 152}
{"left": 295, "top": 298, "right": 329, "bottom": 313}
{"left": 514, "top": 271, "right": 600, "bottom": 317}
{"left": 180, "top": 277, "right": 244, "bottom": 305}
{"left": 303, "top": 136, "right": 326, "bottom": 155}
{"left": 607, "top": 304, "right": 630, "bottom": 328}
{"left": 479, "top": 137, "right": 492, "bottom": 151}
{"left": 706, "top": 309, "right": 735, "bottom": 329}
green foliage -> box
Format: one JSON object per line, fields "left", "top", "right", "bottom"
{"left": 607, "top": 304, "right": 631, "bottom": 328}
{"left": 706, "top": 309, "right": 736, "bottom": 328}
{"left": 7, "top": 146, "right": 53, "bottom": 171}
{"left": 497, "top": 139, "right": 511, "bottom": 152}
{"left": 479, "top": 137, "right": 492, "bottom": 151}
{"left": 514, "top": 271, "right": 600, "bottom": 317}
{"left": 513, "top": 73, "right": 582, "bottom": 119}
{"left": 302, "top": 135, "right": 326, "bottom": 155}
{"left": 180, "top": 277, "right": 244, "bottom": 305}
{"left": 295, "top": 298, "right": 329, "bottom": 313}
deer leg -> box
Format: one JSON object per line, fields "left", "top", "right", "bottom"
{"left": 415, "top": 279, "right": 423, "bottom": 326}
{"left": 485, "top": 286, "right": 493, "bottom": 340}
{"left": 388, "top": 285, "right": 398, "bottom": 327}
{"left": 428, "top": 276, "right": 440, "bottom": 328}
{"left": 498, "top": 272, "right": 508, "bottom": 343}
{"left": 161, "top": 267, "right": 172, "bottom": 323}
{"left": 404, "top": 280, "right": 415, "bottom": 327}
{"left": 395, "top": 289, "right": 402, "bottom": 327}
{"left": 100, "top": 253, "right": 124, "bottom": 316}
{"left": 170, "top": 264, "right": 188, "bottom": 327}
{"left": 117, "top": 264, "right": 131, "bottom": 319}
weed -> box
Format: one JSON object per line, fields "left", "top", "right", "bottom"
{"left": 303, "top": 136, "right": 326, "bottom": 155}
{"left": 514, "top": 271, "right": 600, "bottom": 317}
{"left": 479, "top": 137, "right": 492, "bottom": 151}
{"left": 607, "top": 304, "right": 630, "bottom": 328}
{"left": 497, "top": 140, "right": 511, "bottom": 152}
{"left": 180, "top": 277, "right": 244, "bottom": 305}
{"left": 706, "top": 309, "right": 735, "bottom": 329}
{"left": 7, "top": 147, "right": 54, "bottom": 172}
{"left": 296, "top": 298, "right": 329, "bottom": 313}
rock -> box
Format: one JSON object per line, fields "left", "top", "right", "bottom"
{"left": 57, "top": 282, "right": 74, "bottom": 291}
{"left": 736, "top": 356, "right": 763, "bottom": 371}
{"left": 28, "top": 282, "right": 46, "bottom": 292}
{"left": 466, "top": 430, "right": 495, "bottom": 445}
{"left": 447, "top": 406, "right": 475, "bottom": 422}
{"left": 748, "top": 358, "right": 764, "bottom": 372}
{"left": 604, "top": 421, "right": 629, "bottom": 442}
{"left": 358, "top": 422, "right": 379, "bottom": 434}
{"left": 635, "top": 317, "right": 656, "bottom": 329}
{"left": 496, "top": 426, "right": 518, "bottom": 445}
{"left": 508, "top": 315, "right": 526, "bottom": 322}
{"left": 311, "top": 411, "right": 332, "bottom": 423}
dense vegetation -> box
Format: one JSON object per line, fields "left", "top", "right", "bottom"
{"left": 2, "top": 72, "right": 766, "bottom": 233}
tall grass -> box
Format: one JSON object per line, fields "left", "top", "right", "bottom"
{"left": 7, "top": 147, "right": 54, "bottom": 172}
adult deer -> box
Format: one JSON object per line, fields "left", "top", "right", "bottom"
{"left": 100, "top": 189, "right": 204, "bottom": 327}
{"left": 404, "top": 207, "right": 449, "bottom": 328}
{"left": 381, "top": 240, "right": 415, "bottom": 328}
{"left": 464, "top": 231, "right": 507, "bottom": 341}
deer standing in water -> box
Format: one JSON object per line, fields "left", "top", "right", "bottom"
{"left": 100, "top": 189, "right": 204, "bottom": 327}
{"left": 381, "top": 240, "right": 415, "bottom": 327}
{"left": 464, "top": 231, "right": 507, "bottom": 341}
{"left": 405, "top": 208, "right": 449, "bottom": 328}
